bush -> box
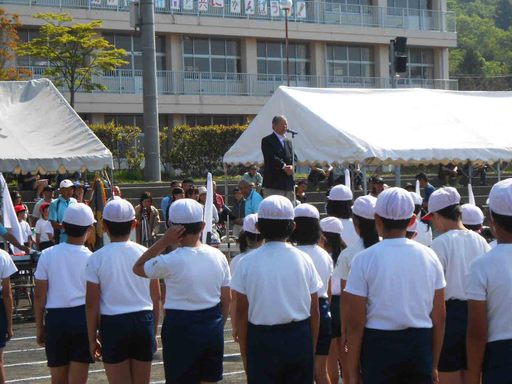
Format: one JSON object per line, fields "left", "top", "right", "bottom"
{"left": 160, "top": 124, "right": 247, "bottom": 177}
{"left": 89, "top": 122, "right": 144, "bottom": 170}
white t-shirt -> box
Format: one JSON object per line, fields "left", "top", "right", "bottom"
{"left": 340, "top": 218, "right": 360, "bottom": 247}
{"left": 489, "top": 240, "right": 497, "bottom": 248}
{"left": 230, "top": 241, "right": 323, "bottom": 326}
{"left": 35, "top": 218, "right": 53, "bottom": 242}
{"left": 414, "top": 220, "right": 433, "bottom": 247}
{"left": 34, "top": 243, "right": 92, "bottom": 308}
{"left": 466, "top": 244, "right": 512, "bottom": 342}
{"left": 331, "top": 252, "right": 342, "bottom": 296}
{"left": 0, "top": 249, "right": 18, "bottom": 291}
{"left": 85, "top": 241, "right": 153, "bottom": 315}
{"left": 144, "top": 244, "right": 231, "bottom": 310}
{"left": 345, "top": 238, "right": 446, "bottom": 330}
{"left": 334, "top": 237, "right": 365, "bottom": 282}
{"left": 297, "top": 244, "right": 333, "bottom": 299}
{"left": 19, "top": 220, "right": 32, "bottom": 243}
{"left": 431, "top": 229, "right": 491, "bottom": 301}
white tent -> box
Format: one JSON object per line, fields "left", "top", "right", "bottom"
{"left": 0, "top": 79, "right": 113, "bottom": 174}
{"left": 223, "top": 87, "right": 512, "bottom": 166}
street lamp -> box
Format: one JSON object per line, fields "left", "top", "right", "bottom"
{"left": 280, "top": 0, "right": 293, "bottom": 87}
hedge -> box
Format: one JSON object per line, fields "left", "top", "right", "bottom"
{"left": 161, "top": 124, "right": 247, "bottom": 176}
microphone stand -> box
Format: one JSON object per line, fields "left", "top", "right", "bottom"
{"left": 289, "top": 131, "right": 297, "bottom": 206}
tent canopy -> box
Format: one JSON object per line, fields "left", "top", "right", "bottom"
{"left": 223, "top": 87, "right": 512, "bottom": 166}
{"left": 0, "top": 79, "right": 113, "bottom": 174}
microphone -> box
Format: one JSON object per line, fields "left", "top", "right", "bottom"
{"left": 286, "top": 129, "right": 299, "bottom": 135}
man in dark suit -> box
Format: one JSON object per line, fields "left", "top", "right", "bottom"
{"left": 261, "top": 115, "right": 295, "bottom": 202}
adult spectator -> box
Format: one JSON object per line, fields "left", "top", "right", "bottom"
{"left": 161, "top": 180, "right": 182, "bottom": 225}
{"left": 416, "top": 172, "right": 436, "bottom": 210}
{"left": 369, "top": 176, "right": 386, "bottom": 198}
{"left": 261, "top": 115, "right": 295, "bottom": 201}
{"left": 308, "top": 164, "right": 332, "bottom": 190}
{"left": 238, "top": 180, "right": 263, "bottom": 216}
{"left": 185, "top": 186, "right": 199, "bottom": 201}
{"left": 181, "top": 179, "right": 194, "bottom": 194}
{"left": 72, "top": 181, "right": 87, "bottom": 204}
{"left": 31, "top": 186, "right": 54, "bottom": 226}
{"left": 438, "top": 163, "right": 459, "bottom": 186}
{"left": 49, "top": 179, "right": 77, "bottom": 244}
{"left": 212, "top": 181, "right": 225, "bottom": 214}
{"left": 242, "top": 165, "right": 263, "bottom": 192}
{"left": 230, "top": 188, "right": 245, "bottom": 237}
{"left": 295, "top": 180, "right": 308, "bottom": 204}
{"left": 135, "top": 191, "right": 160, "bottom": 247}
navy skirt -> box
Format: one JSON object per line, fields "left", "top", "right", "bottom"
{"left": 316, "top": 297, "right": 332, "bottom": 355}
{"left": 483, "top": 339, "right": 512, "bottom": 384}
{"left": 330, "top": 295, "right": 341, "bottom": 338}
{"left": 439, "top": 299, "right": 468, "bottom": 372}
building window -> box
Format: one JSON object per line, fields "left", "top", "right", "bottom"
{"left": 407, "top": 47, "right": 433, "bottom": 79}
{"left": 388, "top": 0, "right": 429, "bottom": 9}
{"left": 17, "top": 30, "right": 49, "bottom": 68}
{"left": 185, "top": 115, "right": 246, "bottom": 127}
{"left": 257, "top": 41, "right": 310, "bottom": 80}
{"left": 183, "top": 36, "right": 241, "bottom": 78}
{"left": 104, "top": 114, "right": 169, "bottom": 129}
{"left": 104, "top": 34, "right": 166, "bottom": 73}
{"left": 326, "top": 45, "right": 374, "bottom": 81}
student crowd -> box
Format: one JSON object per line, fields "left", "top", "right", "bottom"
{"left": 0, "top": 173, "right": 510, "bottom": 384}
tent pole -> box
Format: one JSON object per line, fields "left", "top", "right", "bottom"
{"left": 110, "top": 167, "right": 115, "bottom": 198}
{"left": 362, "top": 163, "right": 368, "bottom": 195}
{"left": 224, "top": 164, "right": 231, "bottom": 260}
{"left": 497, "top": 160, "right": 502, "bottom": 182}
{"left": 394, "top": 164, "right": 401, "bottom": 187}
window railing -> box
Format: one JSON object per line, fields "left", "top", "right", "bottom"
{"left": 21, "top": 67, "right": 459, "bottom": 95}
{"left": 0, "top": 0, "right": 456, "bottom": 32}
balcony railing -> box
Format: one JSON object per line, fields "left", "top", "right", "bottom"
{"left": 0, "top": 0, "right": 456, "bottom": 32}
{"left": 23, "top": 67, "right": 459, "bottom": 95}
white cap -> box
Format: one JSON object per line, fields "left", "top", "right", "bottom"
{"left": 375, "top": 187, "right": 414, "bottom": 220}
{"left": 320, "top": 216, "right": 343, "bottom": 234}
{"left": 103, "top": 198, "right": 135, "bottom": 223}
{"left": 327, "top": 185, "right": 353, "bottom": 201}
{"left": 428, "top": 187, "right": 461, "bottom": 213}
{"left": 352, "top": 195, "right": 377, "bottom": 220}
{"left": 243, "top": 213, "right": 259, "bottom": 234}
{"left": 461, "top": 204, "right": 484, "bottom": 226}
{"left": 168, "top": 198, "right": 204, "bottom": 224}
{"left": 59, "top": 179, "right": 74, "bottom": 189}
{"left": 294, "top": 203, "right": 320, "bottom": 220}
{"left": 258, "top": 195, "right": 294, "bottom": 220}
{"left": 198, "top": 186, "right": 207, "bottom": 195}
{"left": 409, "top": 192, "right": 423, "bottom": 206}
{"left": 489, "top": 178, "right": 512, "bottom": 216}
{"left": 62, "top": 203, "right": 96, "bottom": 226}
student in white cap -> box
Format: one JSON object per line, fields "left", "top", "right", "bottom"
{"left": 325, "top": 184, "right": 359, "bottom": 247}
{"left": 466, "top": 178, "right": 512, "bottom": 384}
{"left": 344, "top": 187, "right": 446, "bottom": 384}
{"left": 461, "top": 204, "right": 485, "bottom": 233}
{"left": 0, "top": 249, "right": 17, "bottom": 383}
{"left": 428, "top": 187, "right": 491, "bottom": 384}
{"left": 292, "top": 204, "right": 333, "bottom": 384}
{"left": 229, "top": 213, "right": 264, "bottom": 373}
{"left": 85, "top": 198, "right": 161, "bottom": 383}
{"left": 133, "top": 198, "right": 231, "bottom": 383}
{"left": 410, "top": 191, "right": 433, "bottom": 247}
{"left": 231, "top": 195, "right": 322, "bottom": 384}
{"left": 34, "top": 203, "right": 96, "bottom": 384}
{"left": 319, "top": 216, "right": 344, "bottom": 384}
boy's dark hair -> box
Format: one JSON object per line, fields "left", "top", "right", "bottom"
{"left": 491, "top": 211, "right": 512, "bottom": 233}
{"left": 185, "top": 187, "right": 199, "bottom": 198}
{"left": 290, "top": 217, "right": 321, "bottom": 245}
{"left": 238, "top": 230, "right": 248, "bottom": 253}
{"left": 380, "top": 216, "right": 411, "bottom": 231}
{"left": 245, "top": 231, "right": 263, "bottom": 243}
{"left": 321, "top": 231, "right": 344, "bottom": 264}
{"left": 413, "top": 204, "right": 422, "bottom": 215}
{"left": 353, "top": 214, "right": 379, "bottom": 249}
{"left": 182, "top": 178, "right": 194, "bottom": 185}
{"left": 326, "top": 200, "right": 352, "bottom": 219}
{"left": 172, "top": 187, "right": 184, "bottom": 196}
{"left": 170, "top": 180, "right": 180, "bottom": 188}
{"left": 62, "top": 222, "right": 90, "bottom": 237}
{"left": 464, "top": 223, "right": 483, "bottom": 232}
{"left": 257, "top": 218, "right": 294, "bottom": 241}
{"left": 103, "top": 219, "right": 133, "bottom": 237}
{"left": 436, "top": 204, "right": 461, "bottom": 222}
{"left": 140, "top": 191, "right": 152, "bottom": 205}
{"left": 170, "top": 222, "right": 203, "bottom": 235}
{"left": 415, "top": 172, "right": 428, "bottom": 181}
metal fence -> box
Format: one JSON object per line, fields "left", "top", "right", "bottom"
{"left": 0, "top": 0, "right": 456, "bottom": 32}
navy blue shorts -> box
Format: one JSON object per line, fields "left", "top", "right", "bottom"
{"left": 162, "top": 303, "right": 224, "bottom": 383}
{"left": 316, "top": 297, "right": 332, "bottom": 356}
{"left": 247, "top": 318, "right": 314, "bottom": 384}
{"left": 45, "top": 305, "right": 94, "bottom": 367}
{"left": 361, "top": 327, "right": 433, "bottom": 384}
{"left": 483, "top": 339, "right": 512, "bottom": 384}
{"left": 100, "top": 310, "right": 155, "bottom": 364}
{"left": 0, "top": 297, "right": 7, "bottom": 348}
{"left": 330, "top": 295, "right": 341, "bottom": 338}
{"left": 439, "top": 299, "right": 468, "bottom": 372}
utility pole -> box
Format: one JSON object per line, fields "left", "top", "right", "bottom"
{"left": 141, "top": 0, "right": 161, "bottom": 181}
{"left": 389, "top": 39, "right": 397, "bottom": 89}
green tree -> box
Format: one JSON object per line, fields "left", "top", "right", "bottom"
{"left": 17, "top": 13, "right": 127, "bottom": 108}
{"left": 495, "top": 0, "right": 512, "bottom": 30}
{"left": 0, "top": 8, "right": 31, "bottom": 80}
{"left": 459, "top": 48, "right": 485, "bottom": 75}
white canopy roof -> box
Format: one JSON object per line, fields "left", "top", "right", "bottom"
{"left": 0, "top": 79, "right": 113, "bottom": 174}
{"left": 223, "top": 87, "right": 512, "bottom": 166}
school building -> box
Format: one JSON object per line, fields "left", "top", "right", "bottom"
{"left": 5, "top": 0, "right": 457, "bottom": 128}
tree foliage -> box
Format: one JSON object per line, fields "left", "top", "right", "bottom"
{"left": 17, "top": 13, "right": 128, "bottom": 107}
{"left": 0, "top": 8, "right": 31, "bottom": 80}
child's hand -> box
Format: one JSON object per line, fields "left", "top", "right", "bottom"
{"left": 36, "top": 327, "right": 45, "bottom": 347}
{"left": 164, "top": 225, "right": 185, "bottom": 246}
{"left": 6, "top": 327, "right": 13, "bottom": 341}
{"left": 90, "top": 339, "right": 102, "bottom": 361}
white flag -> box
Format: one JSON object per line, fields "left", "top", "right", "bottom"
{"left": 245, "top": 0, "right": 255, "bottom": 14}
{"left": 231, "top": 0, "right": 241, "bottom": 13}
{"left": 202, "top": 173, "right": 214, "bottom": 244}
{"left": 270, "top": 0, "right": 280, "bottom": 16}
{"left": 198, "top": 0, "right": 209, "bottom": 11}
{"left": 296, "top": 1, "right": 306, "bottom": 18}
{"left": 258, "top": 0, "right": 267, "bottom": 14}
{"left": 0, "top": 173, "right": 24, "bottom": 255}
